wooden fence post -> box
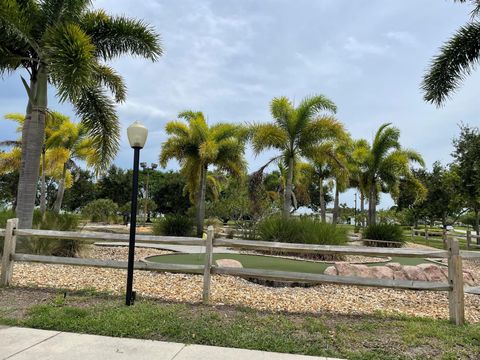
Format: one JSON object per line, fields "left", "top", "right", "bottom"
{"left": 202, "top": 226, "right": 214, "bottom": 304}
{"left": 1, "top": 218, "right": 18, "bottom": 286}
{"left": 424, "top": 227, "right": 428, "bottom": 245}
{"left": 442, "top": 228, "right": 447, "bottom": 249}
{"left": 466, "top": 230, "right": 471, "bottom": 249}
{"left": 411, "top": 227, "right": 414, "bottom": 240}
{"left": 447, "top": 237, "right": 464, "bottom": 325}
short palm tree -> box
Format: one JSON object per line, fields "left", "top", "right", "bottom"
{"left": 0, "top": 0, "right": 162, "bottom": 227}
{"left": 160, "top": 111, "right": 246, "bottom": 236}
{"left": 46, "top": 119, "right": 99, "bottom": 212}
{"left": 361, "top": 123, "right": 425, "bottom": 225}
{"left": 422, "top": 0, "right": 480, "bottom": 105}
{"left": 251, "top": 95, "right": 341, "bottom": 218}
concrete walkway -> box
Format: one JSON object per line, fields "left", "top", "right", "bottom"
{"left": 0, "top": 326, "right": 343, "bottom": 360}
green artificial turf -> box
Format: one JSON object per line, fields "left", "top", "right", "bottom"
{"left": 146, "top": 253, "right": 432, "bottom": 274}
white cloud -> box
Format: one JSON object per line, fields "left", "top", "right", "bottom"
{"left": 385, "top": 31, "right": 419, "bottom": 47}
{"left": 343, "top": 36, "right": 389, "bottom": 58}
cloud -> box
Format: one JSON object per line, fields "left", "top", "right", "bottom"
{"left": 343, "top": 37, "right": 390, "bottom": 58}
{"left": 385, "top": 31, "right": 419, "bottom": 47}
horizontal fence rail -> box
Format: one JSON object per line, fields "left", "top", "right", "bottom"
{"left": 14, "top": 229, "right": 205, "bottom": 246}
{"left": 0, "top": 218, "right": 471, "bottom": 325}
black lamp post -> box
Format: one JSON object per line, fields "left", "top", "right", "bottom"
{"left": 126, "top": 121, "right": 148, "bottom": 306}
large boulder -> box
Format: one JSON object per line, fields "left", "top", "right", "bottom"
{"left": 402, "top": 265, "right": 428, "bottom": 281}
{"left": 417, "top": 264, "right": 447, "bottom": 282}
{"left": 215, "top": 259, "right": 243, "bottom": 268}
{"left": 369, "top": 266, "right": 394, "bottom": 279}
{"left": 324, "top": 266, "right": 338, "bottom": 276}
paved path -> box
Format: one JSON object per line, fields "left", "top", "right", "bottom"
{"left": 0, "top": 326, "right": 343, "bottom": 360}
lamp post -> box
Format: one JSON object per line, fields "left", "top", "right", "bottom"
{"left": 126, "top": 121, "right": 148, "bottom": 306}
{"left": 140, "top": 162, "right": 158, "bottom": 224}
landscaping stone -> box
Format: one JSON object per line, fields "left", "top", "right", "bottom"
{"left": 369, "top": 266, "right": 394, "bottom": 279}
{"left": 417, "top": 264, "right": 447, "bottom": 282}
{"left": 402, "top": 266, "right": 428, "bottom": 281}
{"left": 215, "top": 259, "right": 243, "bottom": 268}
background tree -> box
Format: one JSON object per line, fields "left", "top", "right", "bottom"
{"left": 160, "top": 111, "right": 246, "bottom": 236}
{"left": 62, "top": 168, "right": 96, "bottom": 212}
{"left": 95, "top": 166, "right": 132, "bottom": 207}
{"left": 250, "top": 95, "right": 340, "bottom": 218}
{"left": 361, "top": 123, "right": 424, "bottom": 225}
{"left": 452, "top": 124, "right": 480, "bottom": 234}
{"left": 0, "top": 0, "right": 162, "bottom": 228}
{"left": 149, "top": 171, "right": 191, "bottom": 215}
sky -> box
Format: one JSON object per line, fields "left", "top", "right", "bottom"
{"left": 1, "top": 0, "right": 479, "bottom": 209}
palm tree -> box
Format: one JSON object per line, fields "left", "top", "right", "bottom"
{"left": 422, "top": 0, "right": 480, "bottom": 105}
{"left": 160, "top": 111, "right": 246, "bottom": 236}
{"left": 361, "top": 123, "right": 425, "bottom": 225}
{"left": 0, "top": 0, "right": 162, "bottom": 228}
{"left": 251, "top": 95, "right": 341, "bottom": 218}
{"left": 46, "top": 119, "right": 99, "bottom": 213}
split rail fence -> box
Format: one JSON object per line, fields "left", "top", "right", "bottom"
{"left": 0, "top": 218, "right": 471, "bottom": 325}
{"left": 411, "top": 228, "right": 480, "bottom": 249}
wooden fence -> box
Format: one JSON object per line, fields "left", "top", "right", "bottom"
{"left": 0, "top": 218, "right": 471, "bottom": 325}
{"left": 411, "top": 228, "right": 480, "bottom": 249}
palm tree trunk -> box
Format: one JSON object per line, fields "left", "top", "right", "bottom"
{"left": 16, "top": 66, "right": 47, "bottom": 229}
{"left": 360, "top": 191, "right": 365, "bottom": 227}
{"left": 196, "top": 164, "right": 207, "bottom": 237}
{"left": 319, "top": 176, "right": 326, "bottom": 222}
{"left": 283, "top": 156, "right": 294, "bottom": 218}
{"left": 53, "top": 164, "right": 67, "bottom": 213}
{"left": 332, "top": 180, "right": 340, "bottom": 224}
{"left": 368, "top": 185, "right": 376, "bottom": 225}
{"left": 40, "top": 145, "right": 46, "bottom": 214}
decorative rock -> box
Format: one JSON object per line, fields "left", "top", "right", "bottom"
{"left": 215, "top": 259, "right": 243, "bottom": 268}
{"left": 324, "top": 266, "right": 338, "bottom": 276}
{"left": 333, "top": 262, "right": 357, "bottom": 277}
{"left": 386, "top": 262, "right": 402, "bottom": 271}
{"left": 402, "top": 265, "right": 428, "bottom": 281}
{"left": 417, "top": 264, "right": 447, "bottom": 282}
{"left": 369, "top": 266, "right": 394, "bottom": 279}
{"left": 393, "top": 270, "right": 408, "bottom": 281}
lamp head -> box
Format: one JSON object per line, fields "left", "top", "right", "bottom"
{"left": 151, "top": 163, "right": 158, "bottom": 170}
{"left": 127, "top": 121, "right": 148, "bottom": 149}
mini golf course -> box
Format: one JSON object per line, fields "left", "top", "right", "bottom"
{"left": 146, "top": 253, "right": 436, "bottom": 274}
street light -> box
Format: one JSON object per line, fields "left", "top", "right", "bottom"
{"left": 140, "top": 162, "right": 158, "bottom": 224}
{"left": 126, "top": 121, "right": 148, "bottom": 306}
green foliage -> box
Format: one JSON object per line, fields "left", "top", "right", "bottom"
{"left": 363, "top": 224, "right": 405, "bottom": 248}
{"left": 82, "top": 198, "right": 119, "bottom": 223}
{"left": 62, "top": 169, "right": 96, "bottom": 211}
{"left": 17, "top": 210, "right": 81, "bottom": 256}
{"left": 152, "top": 214, "right": 194, "bottom": 236}
{"left": 256, "top": 215, "right": 347, "bottom": 245}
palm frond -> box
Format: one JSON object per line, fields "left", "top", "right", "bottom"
{"left": 93, "top": 64, "right": 127, "bottom": 102}
{"left": 250, "top": 123, "right": 288, "bottom": 154}
{"left": 422, "top": 21, "right": 480, "bottom": 106}
{"left": 81, "top": 10, "right": 162, "bottom": 61}
{"left": 74, "top": 84, "right": 119, "bottom": 171}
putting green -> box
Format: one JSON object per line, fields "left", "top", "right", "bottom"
{"left": 146, "top": 253, "right": 433, "bottom": 274}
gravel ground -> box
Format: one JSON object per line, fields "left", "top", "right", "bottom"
{"left": 10, "top": 245, "right": 480, "bottom": 323}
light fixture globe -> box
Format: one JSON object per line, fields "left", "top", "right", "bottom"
{"left": 127, "top": 121, "right": 148, "bottom": 148}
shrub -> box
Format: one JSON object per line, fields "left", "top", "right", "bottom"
{"left": 257, "top": 216, "right": 347, "bottom": 245}
{"left": 363, "top": 223, "right": 405, "bottom": 248}
{"left": 15, "top": 210, "right": 81, "bottom": 256}
{"left": 152, "top": 214, "right": 194, "bottom": 236}
{"left": 82, "top": 199, "right": 119, "bottom": 223}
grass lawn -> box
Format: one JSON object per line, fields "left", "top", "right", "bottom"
{"left": 0, "top": 287, "right": 478, "bottom": 360}
{"left": 146, "top": 253, "right": 432, "bottom": 273}
{"left": 407, "top": 234, "right": 480, "bottom": 251}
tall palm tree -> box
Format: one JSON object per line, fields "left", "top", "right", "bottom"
{"left": 160, "top": 111, "right": 246, "bottom": 236}
{"left": 251, "top": 95, "right": 341, "bottom": 218}
{"left": 422, "top": 0, "right": 480, "bottom": 105}
{"left": 0, "top": 0, "right": 162, "bottom": 228}
{"left": 361, "top": 123, "right": 425, "bottom": 225}
{"left": 46, "top": 119, "right": 99, "bottom": 212}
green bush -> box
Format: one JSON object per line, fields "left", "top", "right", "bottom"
{"left": 363, "top": 223, "right": 405, "bottom": 248}
{"left": 256, "top": 216, "right": 347, "bottom": 245}
{"left": 82, "top": 199, "right": 119, "bottom": 223}
{"left": 152, "top": 214, "right": 194, "bottom": 236}
{"left": 13, "top": 210, "right": 81, "bottom": 256}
